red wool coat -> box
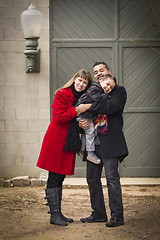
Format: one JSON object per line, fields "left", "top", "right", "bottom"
{"left": 36, "top": 87, "right": 77, "bottom": 175}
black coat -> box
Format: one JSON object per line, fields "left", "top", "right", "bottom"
{"left": 76, "top": 81, "right": 110, "bottom": 119}
{"left": 89, "top": 84, "right": 129, "bottom": 162}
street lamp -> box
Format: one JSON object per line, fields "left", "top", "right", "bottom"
{"left": 21, "top": 4, "right": 43, "bottom": 73}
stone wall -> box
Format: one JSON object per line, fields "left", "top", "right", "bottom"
{"left": 0, "top": 0, "right": 50, "bottom": 178}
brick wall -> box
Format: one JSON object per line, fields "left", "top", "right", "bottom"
{"left": 0, "top": 0, "right": 50, "bottom": 178}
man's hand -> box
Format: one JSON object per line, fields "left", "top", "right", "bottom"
{"left": 79, "top": 119, "right": 91, "bottom": 130}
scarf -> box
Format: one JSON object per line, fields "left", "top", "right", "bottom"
{"left": 63, "top": 83, "right": 85, "bottom": 153}
{"left": 94, "top": 114, "right": 108, "bottom": 135}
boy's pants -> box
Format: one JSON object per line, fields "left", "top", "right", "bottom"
{"left": 81, "top": 120, "right": 95, "bottom": 152}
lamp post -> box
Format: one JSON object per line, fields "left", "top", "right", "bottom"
{"left": 21, "top": 4, "right": 43, "bottom": 73}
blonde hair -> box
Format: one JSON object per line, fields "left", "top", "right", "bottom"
{"left": 55, "top": 69, "right": 93, "bottom": 94}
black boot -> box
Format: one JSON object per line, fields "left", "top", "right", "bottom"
{"left": 58, "top": 186, "right": 73, "bottom": 223}
{"left": 45, "top": 188, "right": 68, "bottom": 226}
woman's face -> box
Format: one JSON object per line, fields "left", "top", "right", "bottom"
{"left": 74, "top": 77, "right": 88, "bottom": 92}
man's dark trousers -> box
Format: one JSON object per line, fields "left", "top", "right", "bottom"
{"left": 86, "top": 145, "right": 124, "bottom": 220}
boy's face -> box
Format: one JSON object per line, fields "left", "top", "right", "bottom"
{"left": 100, "top": 78, "right": 116, "bottom": 93}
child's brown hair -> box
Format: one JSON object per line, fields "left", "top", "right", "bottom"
{"left": 103, "top": 74, "right": 117, "bottom": 84}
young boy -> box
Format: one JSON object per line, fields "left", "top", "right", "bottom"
{"left": 76, "top": 74, "right": 116, "bottom": 164}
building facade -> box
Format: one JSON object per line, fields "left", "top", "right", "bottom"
{"left": 0, "top": 0, "right": 160, "bottom": 178}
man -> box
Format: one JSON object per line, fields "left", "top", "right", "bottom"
{"left": 79, "top": 62, "right": 128, "bottom": 227}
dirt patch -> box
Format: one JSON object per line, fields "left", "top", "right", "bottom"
{"left": 0, "top": 185, "right": 160, "bottom": 240}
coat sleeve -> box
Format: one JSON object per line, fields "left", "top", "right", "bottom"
{"left": 52, "top": 90, "right": 77, "bottom": 125}
{"left": 89, "top": 86, "right": 127, "bottom": 115}
{"left": 87, "top": 85, "right": 110, "bottom": 102}
{"left": 76, "top": 88, "right": 109, "bottom": 106}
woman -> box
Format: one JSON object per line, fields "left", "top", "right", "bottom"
{"left": 36, "top": 69, "right": 92, "bottom": 226}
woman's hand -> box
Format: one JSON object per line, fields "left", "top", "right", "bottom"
{"left": 79, "top": 119, "right": 91, "bottom": 130}
{"left": 75, "top": 104, "right": 91, "bottom": 116}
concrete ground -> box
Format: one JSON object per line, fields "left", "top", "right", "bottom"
{"left": 63, "top": 177, "right": 160, "bottom": 186}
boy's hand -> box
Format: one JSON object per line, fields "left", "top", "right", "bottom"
{"left": 79, "top": 119, "right": 91, "bottom": 130}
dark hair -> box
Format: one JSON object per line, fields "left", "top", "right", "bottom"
{"left": 92, "top": 61, "right": 110, "bottom": 71}
{"left": 104, "top": 74, "right": 117, "bottom": 84}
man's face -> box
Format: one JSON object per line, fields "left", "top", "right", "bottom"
{"left": 93, "top": 64, "right": 110, "bottom": 81}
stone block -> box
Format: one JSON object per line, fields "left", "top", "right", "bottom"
{"left": 4, "top": 18, "right": 16, "bottom": 29}
{"left": 0, "top": 8, "right": 4, "bottom": 18}
{"left": 15, "top": 132, "right": 39, "bottom": 143}
{"left": 39, "top": 76, "right": 50, "bottom": 87}
{"left": 0, "top": 41, "right": 16, "bottom": 52}
{"left": 30, "top": 178, "right": 42, "bottom": 187}
{"left": 16, "top": 109, "right": 38, "bottom": 120}
{"left": 16, "top": 40, "right": 25, "bottom": 53}
{"left": 30, "top": 97, "right": 50, "bottom": 108}
{"left": 5, "top": 73, "right": 26, "bottom": 86}
{"left": 0, "top": 120, "right": 5, "bottom": 131}
{"left": 39, "top": 109, "right": 50, "bottom": 120}
{"left": 16, "top": 85, "right": 38, "bottom": 97}
{"left": 0, "top": 76, "right": 5, "bottom": 86}
{"left": 12, "top": 176, "right": 30, "bottom": 187}
{"left": 5, "top": 97, "right": 28, "bottom": 109}
{"left": 15, "top": 0, "right": 32, "bottom": 7}
{"left": 0, "top": 153, "right": 16, "bottom": 166}
{"left": 4, "top": 87, "right": 16, "bottom": 97}
{"left": 5, "top": 120, "right": 28, "bottom": 131}
{"left": 0, "top": 0, "right": 15, "bottom": 7}
{"left": 38, "top": 86, "right": 49, "bottom": 97}
{"left": 28, "top": 120, "right": 49, "bottom": 132}
{"left": 0, "top": 179, "right": 4, "bottom": 187}
{"left": 39, "top": 172, "right": 47, "bottom": 186}
{"left": 0, "top": 53, "right": 5, "bottom": 63}
{"left": 0, "top": 109, "right": 16, "bottom": 120}
{"left": 0, "top": 132, "right": 14, "bottom": 143}
{"left": 41, "top": 180, "right": 46, "bottom": 186}
{"left": 39, "top": 172, "right": 48, "bottom": 181}
{"left": 4, "top": 29, "right": 23, "bottom": 41}
{"left": 38, "top": 0, "right": 49, "bottom": 7}
{"left": 5, "top": 52, "right": 23, "bottom": 64}
{"left": 0, "top": 143, "right": 16, "bottom": 155}
{"left": 0, "top": 29, "right": 3, "bottom": 40}
{"left": 4, "top": 164, "right": 40, "bottom": 178}
{"left": 0, "top": 97, "right": 4, "bottom": 108}
{"left": 3, "top": 179, "right": 13, "bottom": 188}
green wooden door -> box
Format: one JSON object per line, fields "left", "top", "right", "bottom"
{"left": 50, "top": 0, "right": 160, "bottom": 177}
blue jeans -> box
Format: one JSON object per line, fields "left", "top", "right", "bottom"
{"left": 86, "top": 145, "right": 124, "bottom": 220}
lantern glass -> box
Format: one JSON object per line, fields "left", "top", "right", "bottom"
{"left": 21, "top": 4, "right": 43, "bottom": 38}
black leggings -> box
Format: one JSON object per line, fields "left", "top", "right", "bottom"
{"left": 47, "top": 171, "right": 66, "bottom": 189}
